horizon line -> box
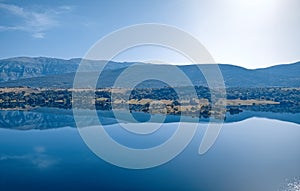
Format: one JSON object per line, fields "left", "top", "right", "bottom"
{"left": 0, "top": 55, "right": 299, "bottom": 70}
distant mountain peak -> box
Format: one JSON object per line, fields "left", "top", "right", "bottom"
{"left": 0, "top": 57, "right": 299, "bottom": 88}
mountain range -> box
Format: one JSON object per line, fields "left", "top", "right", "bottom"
{"left": 0, "top": 57, "right": 299, "bottom": 88}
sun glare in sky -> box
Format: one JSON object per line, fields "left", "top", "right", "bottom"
{"left": 0, "top": 0, "right": 299, "bottom": 69}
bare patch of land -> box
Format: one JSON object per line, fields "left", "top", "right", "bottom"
{"left": 0, "top": 86, "right": 299, "bottom": 116}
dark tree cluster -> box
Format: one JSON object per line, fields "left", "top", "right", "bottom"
{"left": 0, "top": 86, "right": 299, "bottom": 114}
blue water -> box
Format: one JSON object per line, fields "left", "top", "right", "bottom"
{"left": 0, "top": 109, "right": 300, "bottom": 191}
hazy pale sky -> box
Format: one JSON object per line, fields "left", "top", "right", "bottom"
{"left": 0, "top": 0, "right": 299, "bottom": 68}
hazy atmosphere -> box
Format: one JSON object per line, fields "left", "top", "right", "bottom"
{"left": 0, "top": 1, "right": 299, "bottom": 191}
{"left": 1, "top": 0, "right": 299, "bottom": 68}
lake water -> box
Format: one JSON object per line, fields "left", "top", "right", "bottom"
{"left": 0, "top": 109, "right": 299, "bottom": 191}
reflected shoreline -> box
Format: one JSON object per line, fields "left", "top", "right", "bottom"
{"left": 1, "top": 107, "right": 300, "bottom": 130}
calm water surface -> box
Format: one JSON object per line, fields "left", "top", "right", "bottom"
{"left": 0, "top": 109, "right": 299, "bottom": 191}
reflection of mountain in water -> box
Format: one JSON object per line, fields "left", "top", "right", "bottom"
{"left": 0, "top": 109, "right": 75, "bottom": 130}
{"left": 225, "top": 110, "right": 300, "bottom": 124}
{"left": 0, "top": 108, "right": 299, "bottom": 130}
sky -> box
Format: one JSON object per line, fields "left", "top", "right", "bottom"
{"left": 0, "top": 0, "right": 299, "bottom": 69}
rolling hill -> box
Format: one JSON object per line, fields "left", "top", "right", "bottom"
{"left": 0, "top": 57, "right": 299, "bottom": 88}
